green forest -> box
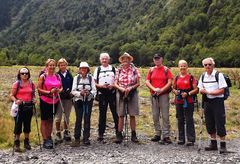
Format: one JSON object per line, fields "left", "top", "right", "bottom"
{"left": 0, "top": 0, "right": 240, "bottom": 67}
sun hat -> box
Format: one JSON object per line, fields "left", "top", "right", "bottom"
{"left": 118, "top": 52, "right": 133, "bottom": 63}
{"left": 19, "top": 68, "right": 29, "bottom": 73}
{"left": 79, "top": 62, "right": 89, "bottom": 68}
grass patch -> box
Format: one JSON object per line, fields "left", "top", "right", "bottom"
{"left": 0, "top": 66, "right": 239, "bottom": 149}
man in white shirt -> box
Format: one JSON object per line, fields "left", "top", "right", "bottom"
{"left": 198, "top": 57, "right": 228, "bottom": 154}
{"left": 93, "top": 53, "right": 118, "bottom": 142}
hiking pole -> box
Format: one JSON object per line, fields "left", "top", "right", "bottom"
{"left": 52, "top": 93, "right": 56, "bottom": 151}
{"left": 123, "top": 97, "right": 128, "bottom": 146}
{"left": 57, "top": 92, "right": 70, "bottom": 132}
{"left": 33, "top": 104, "right": 42, "bottom": 151}
{"left": 82, "top": 85, "right": 89, "bottom": 115}
{"left": 197, "top": 103, "right": 204, "bottom": 153}
{"left": 12, "top": 114, "right": 19, "bottom": 156}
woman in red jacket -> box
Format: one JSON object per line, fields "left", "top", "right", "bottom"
{"left": 173, "top": 60, "right": 198, "bottom": 146}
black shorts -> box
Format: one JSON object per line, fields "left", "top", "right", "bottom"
{"left": 40, "top": 99, "right": 58, "bottom": 120}
{"left": 204, "top": 98, "right": 226, "bottom": 137}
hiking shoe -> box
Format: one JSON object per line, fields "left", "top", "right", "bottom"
{"left": 97, "top": 134, "right": 104, "bottom": 142}
{"left": 63, "top": 130, "right": 71, "bottom": 142}
{"left": 55, "top": 132, "right": 63, "bottom": 144}
{"left": 159, "top": 137, "right": 172, "bottom": 144}
{"left": 219, "top": 142, "right": 227, "bottom": 154}
{"left": 43, "top": 139, "right": 53, "bottom": 149}
{"left": 186, "top": 141, "right": 194, "bottom": 146}
{"left": 14, "top": 140, "right": 22, "bottom": 152}
{"left": 131, "top": 131, "right": 139, "bottom": 143}
{"left": 205, "top": 140, "right": 218, "bottom": 151}
{"left": 24, "top": 138, "right": 31, "bottom": 150}
{"left": 115, "top": 132, "right": 123, "bottom": 144}
{"left": 83, "top": 138, "right": 91, "bottom": 145}
{"left": 151, "top": 135, "right": 161, "bottom": 142}
{"left": 70, "top": 139, "right": 80, "bottom": 147}
{"left": 177, "top": 140, "right": 185, "bottom": 145}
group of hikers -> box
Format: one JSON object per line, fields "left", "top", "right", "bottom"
{"left": 9, "top": 52, "right": 229, "bottom": 154}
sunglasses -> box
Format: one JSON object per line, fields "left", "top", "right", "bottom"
{"left": 20, "top": 73, "right": 29, "bottom": 75}
{"left": 204, "top": 63, "right": 212, "bottom": 67}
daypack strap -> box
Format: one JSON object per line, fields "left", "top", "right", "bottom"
{"left": 174, "top": 75, "right": 195, "bottom": 93}
{"left": 96, "top": 66, "right": 115, "bottom": 83}
{"left": 77, "top": 74, "right": 92, "bottom": 91}
{"left": 150, "top": 66, "right": 169, "bottom": 84}
{"left": 16, "top": 80, "right": 35, "bottom": 101}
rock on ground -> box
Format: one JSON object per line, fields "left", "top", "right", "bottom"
{"left": 0, "top": 134, "right": 239, "bottom": 164}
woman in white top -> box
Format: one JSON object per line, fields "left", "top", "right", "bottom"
{"left": 71, "top": 62, "right": 96, "bottom": 146}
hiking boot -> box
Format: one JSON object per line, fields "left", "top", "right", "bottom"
{"left": 219, "top": 141, "right": 227, "bottom": 154}
{"left": 55, "top": 132, "right": 63, "bottom": 144}
{"left": 63, "top": 130, "right": 71, "bottom": 142}
{"left": 24, "top": 138, "right": 31, "bottom": 150}
{"left": 205, "top": 140, "right": 218, "bottom": 151}
{"left": 14, "top": 140, "right": 22, "bottom": 152}
{"left": 177, "top": 140, "right": 185, "bottom": 145}
{"left": 97, "top": 134, "right": 104, "bottom": 142}
{"left": 186, "top": 141, "right": 194, "bottom": 146}
{"left": 70, "top": 139, "right": 80, "bottom": 147}
{"left": 131, "top": 131, "right": 139, "bottom": 143}
{"left": 115, "top": 132, "right": 123, "bottom": 144}
{"left": 151, "top": 135, "right": 161, "bottom": 142}
{"left": 159, "top": 137, "right": 172, "bottom": 144}
{"left": 43, "top": 139, "right": 53, "bottom": 149}
{"left": 83, "top": 138, "right": 91, "bottom": 145}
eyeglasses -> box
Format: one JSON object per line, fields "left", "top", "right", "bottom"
{"left": 204, "top": 63, "right": 212, "bottom": 67}
{"left": 20, "top": 73, "right": 29, "bottom": 75}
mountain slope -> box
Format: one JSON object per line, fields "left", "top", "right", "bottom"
{"left": 0, "top": 0, "right": 239, "bottom": 66}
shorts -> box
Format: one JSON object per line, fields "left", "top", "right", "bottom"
{"left": 116, "top": 90, "right": 139, "bottom": 116}
{"left": 40, "top": 99, "right": 58, "bottom": 120}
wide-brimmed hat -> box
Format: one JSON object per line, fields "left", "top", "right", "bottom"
{"left": 118, "top": 52, "right": 133, "bottom": 63}
{"left": 79, "top": 62, "right": 89, "bottom": 68}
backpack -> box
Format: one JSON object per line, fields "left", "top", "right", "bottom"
{"left": 201, "top": 71, "right": 231, "bottom": 100}
{"left": 95, "top": 66, "right": 116, "bottom": 101}
{"left": 39, "top": 72, "right": 61, "bottom": 97}
{"left": 117, "top": 64, "right": 138, "bottom": 98}
{"left": 175, "top": 74, "right": 197, "bottom": 102}
{"left": 76, "top": 74, "right": 92, "bottom": 91}
{"left": 149, "top": 66, "right": 172, "bottom": 93}
{"left": 16, "top": 79, "right": 35, "bottom": 101}
{"left": 118, "top": 63, "right": 137, "bottom": 84}
{"left": 96, "top": 66, "right": 116, "bottom": 84}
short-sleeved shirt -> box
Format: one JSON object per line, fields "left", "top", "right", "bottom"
{"left": 174, "top": 74, "right": 197, "bottom": 104}
{"left": 115, "top": 65, "right": 140, "bottom": 88}
{"left": 93, "top": 65, "right": 115, "bottom": 85}
{"left": 12, "top": 81, "right": 35, "bottom": 102}
{"left": 198, "top": 69, "right": 227, "bottom": 99}
{"left": 146, "top": 66, "right": 173, "bottom": 94}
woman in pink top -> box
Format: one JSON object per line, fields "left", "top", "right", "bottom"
{"left": 38, "top": 59, "right": 62, "bottom": 149}
{"left": 10, "top": 67, "right": 36, "bottom": 152}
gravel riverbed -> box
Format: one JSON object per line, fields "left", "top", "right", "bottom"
{"left": 0, "top": 133, "right": 239, "bottom": 164}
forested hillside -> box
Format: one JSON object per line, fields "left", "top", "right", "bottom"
{"left": 0, "top": 0, "right": 239, "bottom": 67}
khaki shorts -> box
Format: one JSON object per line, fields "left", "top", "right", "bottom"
{"left": 116, "top": 90, "right": 139, "bottom": 116}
